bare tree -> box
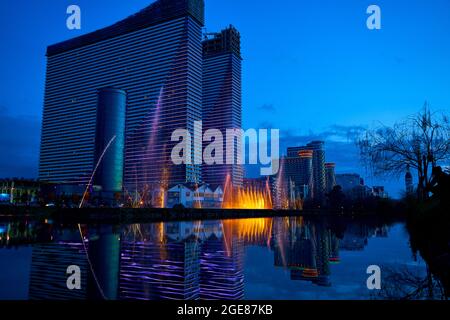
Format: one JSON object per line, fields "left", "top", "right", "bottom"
{"left": 371, "top": 265, "right": 446, "bottom": 300}
{"left": 358, "top": 103, "right": 450, "bottom": 200}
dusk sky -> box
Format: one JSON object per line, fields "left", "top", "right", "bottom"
{"left": 1, "top": 0, "right": 449, "bottom": 197}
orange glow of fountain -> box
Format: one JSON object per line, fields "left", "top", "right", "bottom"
{"left": 146, "top": 163, "right": 169, "bottom": 208}
{"left": 223, "top": 218, "right": 273, "bottom": 244}
{"left": 220, "top": 218, "right": 273, "bottom": 256}
{"left": 222, "top": 175, "right": 273, "bottom": 209}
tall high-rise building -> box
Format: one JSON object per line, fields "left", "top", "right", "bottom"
{"left": 285, "top": 148, "right": 313, "bottom": 199}
{"left": 325, "top": 162, "right": 336, "bottom": 193}
{"left": 335, "top": 173, "right": 362, "bottom": 193}
{"left": 303, "top": 141, "right": 326, "bottom": 204}
{"left": 39, "top": 0, "right": 205, "bottom": 189}
{"left": 202, "top": 26, "right": 243, "bottom": 187}
{"left": 286, "top": 141, "right": 326, "bottom": 202}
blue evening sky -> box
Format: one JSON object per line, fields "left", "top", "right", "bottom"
{"left": 0, "top": 0, "right": 449, "bottom": 197}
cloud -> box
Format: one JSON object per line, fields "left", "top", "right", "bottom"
{"left": 278, "top": 126, "right": 363, "bottom": 173}
{"left": 258, "top": 104, "right": 276, "bottom": 112}
{"left": 0, "top": 106, "right": 40, "bottom": 178}
{"left": 243, "top": 125, "right": 366, "bottom": 179}
{"left": 322, "top": 124, "right": 366, "bottom": 142}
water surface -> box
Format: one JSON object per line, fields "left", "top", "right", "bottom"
{"left": 0, "top": 215, "right": 428, "bottom": 300}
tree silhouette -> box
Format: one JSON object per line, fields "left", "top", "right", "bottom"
{"left": 358, "top": 103, "right": 450, "bottom": 201}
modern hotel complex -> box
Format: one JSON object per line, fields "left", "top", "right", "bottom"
{"left": 285, "top": 141, "right": 329, "bottom": 204}
{"left": 36, "top": 0, "right": 386, "bottom": 208}
{"left": 39, "top": 0, "right": 240, "bottom": 192}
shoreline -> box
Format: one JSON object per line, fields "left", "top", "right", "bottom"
{"left": 0, "top": 206, "right": 406, "bottom": 223}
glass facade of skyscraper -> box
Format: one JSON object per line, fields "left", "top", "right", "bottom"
{"left": 202, "top": 26, "right": 243, "bottom": 187}
{"left": 286, "top": 141, "right": 326, "bottom": 203}
{"left": 325, "top": 162, "right": 336, "bottom": 193}
{"left": 39, "top": 0, "right": 205, "bottom": 189}
{"left": 285, "top": 148, "right": 313, "bottom": 200}
{"left": 304, "top": 141, "right": 326, "bottom": 204}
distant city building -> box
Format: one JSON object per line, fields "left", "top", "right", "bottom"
{"left": 202, "top": 25, "right": 243, "bottom": 187}
{"left": 302, "top": 141, "right": 326, "bottom": 203}
{"left": 39, "top": 0, "right": 205, "bottom": 189}
{"left": 352, "top": 184, "right": 373, "bottom": 200}
{"left": 372, "top": 186, "right": 388, "bottom": 198}
{"left": 335, "top": 173, "right": 362, "bottom": 193}
{"left": 0, "top": 179, "right": 39, "bottom": 204}
{"left": 285, "top": 141, "right": 326, "bottom": 203}
{"left": 325, "top": 163, "right": 336, "bottom": 193}
{"left": 285, "top": 148, "right": 313, "bottom": 200}
{"left": 339, "top": 223, "right": 370, "bottom": 251}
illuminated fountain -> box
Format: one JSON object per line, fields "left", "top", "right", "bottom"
{"left": 151, "top": 165, "right": 169, "bottom": 208}
{"left": 192, "top": 185, "right": 202, "bottom": 209}
{"left": 145, "top": 88, "right": 168, "bottom": 209}
{"left": 222, "top": 175, "right": 273, "bottom": 209}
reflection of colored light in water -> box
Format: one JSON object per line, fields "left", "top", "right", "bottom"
{"left": 221, "top": 218, "right": 273, "bottom": 256}
{"left": 158, "top": 222, "right": 165, "bottom": 243}
{"left": 222, "top": 175, "right": 273, "bottom": 209}
{"left": 302, "top": 268, "right": 319, "bottom": 278}
{"left": 158, "top": 222, "right": 167, "bottom": 261}
{"left": 274, "top": 218, "right": 290, "bottom": 268}
{"left": 193, "top": 187, "right": 202, "bottom": 209}
{"left": 328, "top": 257, "right": 340, "bottom": 264}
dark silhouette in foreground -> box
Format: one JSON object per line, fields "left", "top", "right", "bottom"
{"left": 406, "top": 167, "right": 450, "bottom": 299}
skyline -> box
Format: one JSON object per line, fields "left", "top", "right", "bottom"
{"left": 1, "top": 0, "right": 450, "bottom": 197}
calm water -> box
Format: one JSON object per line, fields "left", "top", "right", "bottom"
{"left": 0, "top": 215, "right": 429, "bottom": 300}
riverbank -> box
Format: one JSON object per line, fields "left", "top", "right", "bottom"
{"left": 0, "top": 206, "right": 407, "bottom": 223}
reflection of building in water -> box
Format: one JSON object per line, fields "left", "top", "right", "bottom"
{"left": 25, "top": 218, "right": 389, "bottom": 300}
{"left": 29, "top": 225, "right": 121, "bottom": 300}
{"left": 119, "top": 223, "right": 200, "bottom": 300}
{"left": 339, "top": 223, "right": 370, "bottom": 251}
{"left": 273, "top": 218, "right": 321, "bottom": 282}
{"left": 313, "top": 225, "right": 331, "bottom": 287}
{"left": 272, "top": 218, "right": 291, "bottom": 268}
{"left": 374, "top": 225, "right": 389, "bottom": 238}
{"left": 87, "top": 225, "right": 121, "bottom": 299}
{"left": 119, "top": 221, "right": 245, "bottom": 300}
{"left": 272, "top": 217, "right": 336, "bottom": 287}
{"left": 29, "top": 229, "right": 88, "bottom": 300}
{"left": 200, "top": 234, "right": 244, "bottom": 300}
{"left": 328, "top": 232, "right": 341, "bottom": 264}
